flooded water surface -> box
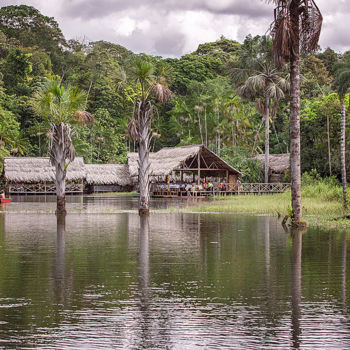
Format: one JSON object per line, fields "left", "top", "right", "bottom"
{"left": 0, "top": 196, "right": 349, "bottom": 349}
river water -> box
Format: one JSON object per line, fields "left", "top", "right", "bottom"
{"left": 0, "top": 195, "right": 349, "bottom": 349}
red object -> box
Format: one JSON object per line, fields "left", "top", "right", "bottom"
{"left": 0, "top": 198, "right": 12, "bottom": 203}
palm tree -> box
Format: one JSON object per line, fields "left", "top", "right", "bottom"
{"left": 269, "top": 0, "right": 322, "bottom": 226}
{"left": 231, "top": 36, "right": 289, "bottom": 183}
{"left": 127, "top": 59, "right": 172, "bottom": 215}
{"left": 33, "top": 79, "right": 93, "bottom": 214}
{"left": 333, "top": 55, "right": 350, "bottom": 209}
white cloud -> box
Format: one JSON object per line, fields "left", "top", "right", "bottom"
{"left": 1, "top": 0, "right": 349, "bottom": 56}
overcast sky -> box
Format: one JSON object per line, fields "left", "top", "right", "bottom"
{"left": 1, "top": 0, "right": 349, "bottom": 57}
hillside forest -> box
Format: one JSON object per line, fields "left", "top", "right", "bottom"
{"left": 0, "top": 5, "right": 349, "bottom": 183}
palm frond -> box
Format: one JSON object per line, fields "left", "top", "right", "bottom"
{"left": 270, "top": 0, "right": 322, "bottom": 68}
{"left": 72, "top": 111, "right": 94, "bottom": 126}
{"left": 151, "top": 83, "right": 172, "bottom": 103}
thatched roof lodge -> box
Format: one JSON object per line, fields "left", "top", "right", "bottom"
{"left": 128, "top": 144, "right": 242, "bottom": 183}
{"left": 4, "top": 157, "right": 85, "bottom": 194}
{"left": 4, "top": 157, "right": 85, "bottom": 183}
{"left": 3, "top": 145, "right": 243, "bottom": 194}
{"left": 254, "top": 154, "right": 290, "bottom": 183}
{"left": 85, "top": 164, "right": 132, "bottom": 192}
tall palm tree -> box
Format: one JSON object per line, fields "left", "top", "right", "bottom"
{"left": 333, "top": 55, "right": 350, "bottom": 210}
{"left": 127, "top": 59, "right": 172, "bottom": 215}
{"left": 231, "top": 36, "right": 289, "bottom": 183}
{"left": 269, "top": 0, "right": 322, "bottom": 226}
{"left": 33, "top": 79, "right": 93, "bottom": 214}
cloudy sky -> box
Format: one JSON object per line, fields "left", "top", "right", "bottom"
{"left": 1, "top": 0, "right": 349, "bottom": 57}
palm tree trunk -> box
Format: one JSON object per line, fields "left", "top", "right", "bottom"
{"left": 264, "top": 94, "right": 270, "bottom": 183}
{"left": 340, "top": 98, "right": 347, "bottom": 209}
{"left": 138, "top": 101, "right": 151, "bottom": 216}
{"left": 289, "top": 0, "right": 303, "bottom": 226}
{"left": 204, "top": 107, "right": 208, "bottom": 146}
{"left": 54, "top": 124, "right": 66, "bottom": 215}
{"left": 327, "top": 114, "right": 332, "bottom": 176}
{"left": 198, "top": 111, "right": 204, "bottom": 145}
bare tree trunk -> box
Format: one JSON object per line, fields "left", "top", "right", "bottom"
{"left": 327, "top": 114, "right": 332, "bottom": 176}
{"left": 340, "top": 98, "right": 348, "bottom": 209}
{"left": 204, "top": 107, "right": 208, "bottom": 147}
{"left": 264, "top": 94, "right": 270, "bottom": 183}
{"left": 289, "top": 1, "right": 304, "bottom": 226}
{"left": 218, "top": 133, "right": 221, "bottom": 156}
{"left": 138, "top": 101, "right": 151, "bottom": 215}
{"left": 198, "top": 111, "right": 204, "bottom": 145}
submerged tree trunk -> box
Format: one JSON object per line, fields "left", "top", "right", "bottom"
{"left": 340, "top": 98, "right": 347, "bottom": 210}
{"left": 264, "top": 94, "right": 270, "bottom": 183}
{"left": 138, "top": 101, "right": 151, "bottom": 216}
{"left": 289, "top": 1, "right": 303, "bottom": 226}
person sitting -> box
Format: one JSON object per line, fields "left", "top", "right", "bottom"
{"left": 208, "top": 182, "right": 214, "bottom": 192}
{"left": 219, "top": 181, "right": 226, "bottom": 192}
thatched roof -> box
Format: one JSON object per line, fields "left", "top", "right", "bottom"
{"left": 4, "top": 157, "right": 85, "bottom": 182}
{"left": 128, "top": 145, "right": 242, "bottom": 179}
{"left": 85, "top": 164, "right": 131, "bottom": 186}
{"left": 254, "top": 154, "right": 290, "bottom": 173}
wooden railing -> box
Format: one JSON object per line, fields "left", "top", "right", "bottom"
{"left": 8, "top": 183, "right": 84, "bottom": 194}
{"left": 150, "top": 183, "right": 291, "bottom": 197}
{"left": 239, "top": 183, "right": 291, "bottom": 193}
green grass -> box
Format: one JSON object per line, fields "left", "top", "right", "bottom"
{"left": 174, "top": 182, "right": 350, "bottom": 229}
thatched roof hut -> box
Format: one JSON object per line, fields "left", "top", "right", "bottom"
{"left": 85, "top": 164, "right": 131, "bottom": 186}
{"left": 254, "top": 154, "right": 290, "bottom": 182}
{"left": 127, "top": 144, "right": 242, "bottom": 181}
{"left": 253, "top": 154, "right": 290, "bottom": 173}
{"left": 4, "top": 157, "right": 85, "bottom": 183}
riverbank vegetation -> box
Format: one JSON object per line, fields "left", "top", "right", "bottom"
{"left": 185, "top": 172, "right": 349, "bottom": 228}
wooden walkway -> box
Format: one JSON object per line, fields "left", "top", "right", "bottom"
{"left": 151, "top": 183, "right": 291, "bottom": 198}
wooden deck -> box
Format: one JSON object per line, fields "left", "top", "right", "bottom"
{"left": 151, "top": 183, "right": 291, "bottom": 198}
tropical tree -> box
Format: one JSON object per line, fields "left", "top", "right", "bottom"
{"left": 230, "top": 36, "right": 289, "bottom": 183}
{"left": 127, "top": 59, "right": 172, "bottom": 215}
{"left": 32, "top": 79, "right": 93, "bottom": 214}
{"left": 269, "top": 0, "right": 322, "bottom": 226}
{"left": 333, "top": 54, "right": 350, "bottom": 209}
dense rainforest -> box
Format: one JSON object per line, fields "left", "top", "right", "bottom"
{"left": 0, "top": 4, "right": 349, "bottom": 183}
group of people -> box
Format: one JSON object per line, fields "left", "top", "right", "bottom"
{"left": 184, "top": 181, "right": 214, "bottom": 195}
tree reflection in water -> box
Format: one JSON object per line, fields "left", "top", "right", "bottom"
{"left": 54, "top": 214, "right": 66, "bottom": 304}
{"left": 341, "top": 232, "right": 347, "bottom": 312}
{"left": 291, "top": 228, "right": 304, "bottom": 349}
{"left": 138, "top": 214, "right": 151, "bottom": 347}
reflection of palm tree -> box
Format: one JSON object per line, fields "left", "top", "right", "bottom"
{"left": 54, "top": 214, "right": 66, "bottom": 304}
{"left": 341, "top": 233, "right": 347, "bottom": 312}
{"left": 138, "top": 214, "right": 151, "bottom": 346}
{"left": 265, "top": 217, "right": 271, "bottom": 293}
{"left": 291, "top": 228, "right": 303, "bottom": 349}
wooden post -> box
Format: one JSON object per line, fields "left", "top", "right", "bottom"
{"left": 226, "top": 170, "right": 229, "bottom": 190}
{"left": 181, "top": 170, "right": 184, "bottom": 184}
